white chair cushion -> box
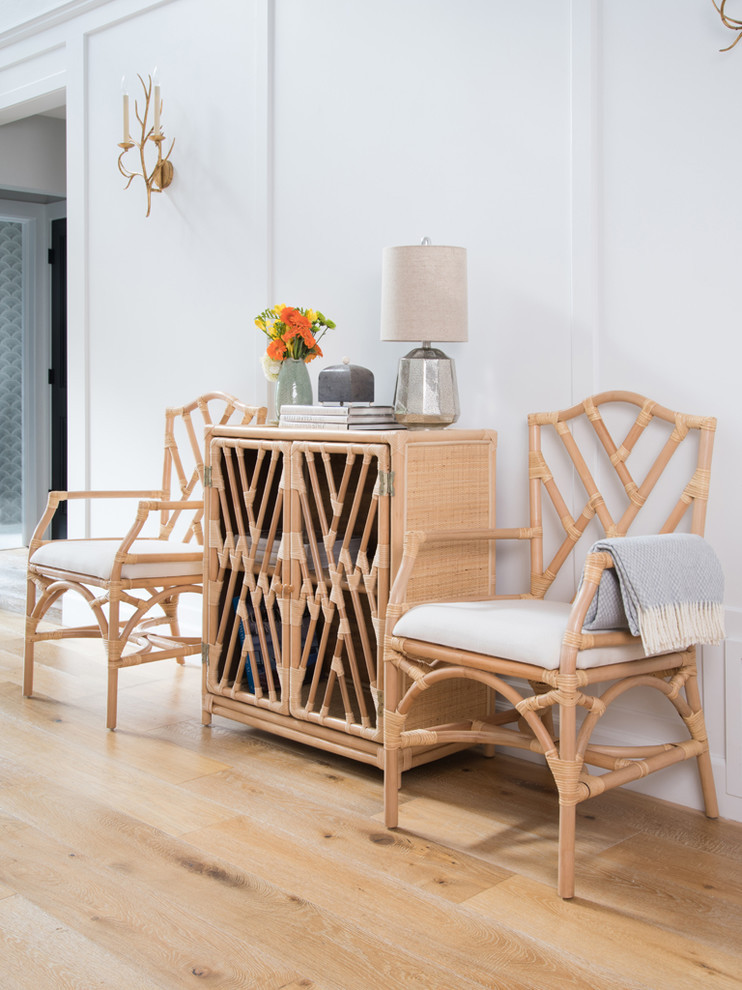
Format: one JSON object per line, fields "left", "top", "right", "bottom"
{"left": 30, "top": 539, "right": 202, "bottom": 581}
{"left": 392, "top": 599, "right": 649, "bottom": 670}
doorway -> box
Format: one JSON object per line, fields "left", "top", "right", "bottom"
{"left": 0, "top": 200, "right": 67, "bottom": 548}
{"left": 0, "top": 218, "right": 24, "bottom": 548}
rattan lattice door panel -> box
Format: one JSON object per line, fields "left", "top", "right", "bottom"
{"left": 202, "top": 427, "right": 496, "bottom": 770}
{"left": 287, "top": 441, "right": 390, "bottom": 742}
{"left": 204, "top": 438, "right": 291, "bottom": 714}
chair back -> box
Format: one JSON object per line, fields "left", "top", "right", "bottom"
{"left": 527, "top": 390, "right": 716, "bottom": 599}
{"left": 159, "top": 392, "right": 266, "bottom": 544}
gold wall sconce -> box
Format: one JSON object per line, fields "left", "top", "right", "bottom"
{"left": 713, "top": 0, "right": 742, "bottom": 51}
{"left": 118, "top": 73, "right": 175, "bottom": 217}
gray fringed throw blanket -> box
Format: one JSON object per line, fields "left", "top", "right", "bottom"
{"left": 582, "top": 534, "right": 725, "bottom": 655}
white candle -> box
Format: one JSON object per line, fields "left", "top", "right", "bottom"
{"left": 122, "top": 92, "right": 130, "bottom": 143}
{"left": 153, "top": 84, "right": 161, "bottom": 136}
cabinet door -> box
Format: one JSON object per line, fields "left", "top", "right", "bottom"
{"left": 286, "top": 440, "right": 391, "bottom": 742}
{"left": 205, "top": 438, "right": 291, "bottom": 714}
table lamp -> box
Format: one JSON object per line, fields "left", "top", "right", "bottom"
{"left": 380, "top": 238, "right": 468, "bottom": 428}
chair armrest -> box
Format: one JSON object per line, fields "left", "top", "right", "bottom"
{"left": 51, "top": 489, "right": 165, "bottom": 501}
{"left": 113, "top": 499, "right": 205, "bottom": 556}
{"left": 567, "top": 550, "right": 615, "bottom": 626}
{"left": 388, "top": 526, "right": 538, "bottom": 608}
{"left": 135, "top": 499, "right": 204, "bottom": 512}
{"left": 29, "top": 489, "right": 166, "bottom": 549}
{"left": 559, "top": 551, "right": 628, "bottom": 669}
{"left": 403, "top": 526, "right": 538, "bottom": 548}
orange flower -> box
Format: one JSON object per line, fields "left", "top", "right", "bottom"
{"left": 283, "top": 323, "right": 316, "bottom": 352}
{"left": 254, "top": 304, "right": 335, "bottom": 380}
{"left": 280, "top": 307, "right": 311, "bottom": 333}
{"left": 266, "top": 338, "right": 287, "bottom": 360}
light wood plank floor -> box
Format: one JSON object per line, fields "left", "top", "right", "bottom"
{"left": 1, "top": 553, "right": 741, "bottom": 988}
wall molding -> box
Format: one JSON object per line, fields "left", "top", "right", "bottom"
{"left": 255, "top": 0, "right": 274, "bottom": 412}
{"left": 569, "top": 0, "right": 600, "bottom": 404}
{"left": 0, "top": 42, "right": 66, "bottom": 123}
{"left": 0, "top": 1, "right": 112, "bottom": 48}
{"left": 725, "top": 638, "right": 742, "bottom": 799}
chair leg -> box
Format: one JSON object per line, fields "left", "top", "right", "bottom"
{"left": 162, "top": 596, "right": 186, "bottom": 665}
{"left": 23, "top": 574, "right": 37, "bottom": 697}
{"left": 106, "top": 667, "right": 118, "bottom": 731}
{"left": 557, "top": 802, "right": 577, "bottom": 899}
{"left": 685, "top": 671, "right": 719, "bottom": 819}
{"left": 23, "top": 639, "right": 34, "bottom": 697}
{"left": 556, "top": 696, "right": 578, "bottom": 899}
{"left": 107, "top": 591, "right": 121, "bottom": 731}
{"left": 696, "top": 749, "right": 720, "bottom": 820}
{"left": 384, "top": 658, "right": 402, "bottom": 828}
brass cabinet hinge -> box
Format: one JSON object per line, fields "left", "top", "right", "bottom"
{"left": 201, "top": 642, "right": 209, "bottom": 666}
{"left": 203, "top": 466, "right": 212, "bottom": 487}
{"left": 377, "top": 469, "right": 394, "bottom": 496}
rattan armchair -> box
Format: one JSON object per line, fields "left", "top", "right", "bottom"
{"left": 383, "top": 391, "right": 722, "bottom": 898}
{"left": 23, "top": 392, "right": 266, "bottom": 729}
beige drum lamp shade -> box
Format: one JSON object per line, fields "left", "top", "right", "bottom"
{"left": 380, "top": 241, "right": 468, "bottom": 428}
{"left": 380, "top": 244, "right": 468, "bottom": 344}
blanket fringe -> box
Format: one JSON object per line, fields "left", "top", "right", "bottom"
{"left": 639, "top": 601, "right": 726, "bottom": 655}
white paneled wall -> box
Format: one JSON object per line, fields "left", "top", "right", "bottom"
{"left": 0, "top": 0, "right": 740, "bottom": 819}
{"left": 725, "top": 641, "right": 742, "bottom": 800}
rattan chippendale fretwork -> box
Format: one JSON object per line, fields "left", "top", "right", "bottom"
{"left": 24, "top": 393, "right": 267, "bottom": 729}
{"left": 383, "top": 391, "right": 719, "bottom": 899}
{"left": 202, "top": 426, "right": 498, "bottom": 769}
{"left": 527, "top": 393, "right": 714, "bottom": 598}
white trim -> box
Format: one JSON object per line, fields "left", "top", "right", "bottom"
{"left": 0, "top": 76, "right": 65, "bottom": 124}
{"left": 63, "top": 28, "right": 88, "bottom": 539}
{"left": 255, "top": 0, "right": 275, "bottom": 414}
{"left": 0, "top": 42, "right": 66, "bottom": 124}
{"left": 725, "top": 639, "right": 742, "bottom": 799}
{"left": 569, "top": 0, "right": 600, "bottom": 405}
{"left": 0, "top": 199, "right": 56, "bottom": 545}
{"left": 0, "top": 1, "right": 115, "bottom": 48}
{"left": 724, "top": 604, "right": 742, "bottom": 641}
{"left": 566, "top": 1, "right": 600, "bottom": 590}
{"left": 22, "top": 212, "right": 38, "bottom": 545}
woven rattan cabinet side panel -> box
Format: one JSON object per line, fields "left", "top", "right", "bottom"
{"left": 202, "top": 427, "right": 496, "bottom": 770}
{"left": 387, "top": 433, "right": 496, "bottom": 740}
{"left": 390, "top": 434, "right": 497, "bottom": 604}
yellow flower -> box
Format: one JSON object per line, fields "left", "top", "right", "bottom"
{"left": 305, "top": 309, "right": 317, "bottom": 323}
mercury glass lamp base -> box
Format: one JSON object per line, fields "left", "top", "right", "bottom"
{"left": 392, "top": 345, "right": 460, "bottom": 429}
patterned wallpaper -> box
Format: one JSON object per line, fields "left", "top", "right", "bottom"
{"left": 0, "top": 220, "right": 23, "bottom": 529}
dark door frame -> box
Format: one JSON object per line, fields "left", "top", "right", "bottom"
{"left": 49, "top": 216, "right": 67, "bottom": 540}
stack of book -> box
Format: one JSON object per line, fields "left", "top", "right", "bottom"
{"left": 278, "top": 404, "right": 404, "bottom": 430}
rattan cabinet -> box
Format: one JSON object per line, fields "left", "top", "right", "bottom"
{"left": 202, "top": 425, "right": 497, "bottom": 771}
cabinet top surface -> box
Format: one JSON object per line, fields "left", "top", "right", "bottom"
{"left": 207, "top": 425, "right": 497, "bottom": 446}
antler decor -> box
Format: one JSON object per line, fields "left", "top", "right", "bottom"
{"left": 712, "top": 0, "right": 742, "bottom": 51}
{"left": 118, "top": 73, "right": 175, "bottom": 217}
